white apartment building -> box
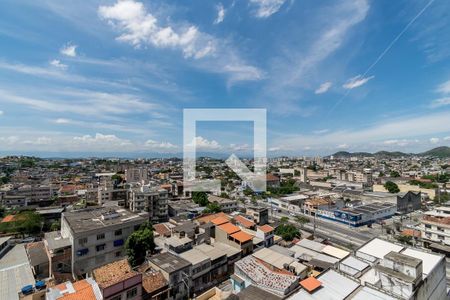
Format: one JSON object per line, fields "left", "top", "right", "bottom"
{"left": 60, "top": 206, "right": 147, "bottom": 277}
{"left": 127, "top": 185, "right": 169, "bottom": 223}
{"left": 419, "top": 206, "right": 450, "bottom": 246}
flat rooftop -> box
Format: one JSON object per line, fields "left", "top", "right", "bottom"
{"left": 356, "top": 238, "right": 404, "bottom": 261}
{"left": 44, "top": 231, "right": 71, "bottom": 251}
{"left": 63, "top": 207, "right": 145, "bottom": 233}
{"left": 149, "top": 252, "right": 191, "bottom": 273}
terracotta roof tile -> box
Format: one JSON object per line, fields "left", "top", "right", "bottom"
{"left": 93, "top": 259, "right": 139, "bottom": 289}
{"left": 218, "top": 223, "right": 241, "bottom": 235}
{"left": 195, "top": 212, "right": 229, "bottom": 224}
{"left": 211, "top": 216, "right": 230, "bottom": 226}
{"left": 234, "top": 215, "right": 255, "bottom": 228}
{"left": 153, "top": 223, "right": 171, "bottom": 237}
{"left": 230, "top": 231, "right": 253, "bottom": 243}
{"left": 258, "top": 224, "right": 274, "bottom": 233}
{"left": 142, "top": 270, "right": 168, "bottom": 294}
{"left": 300, "top": 276, "right": 322, "bottom": 293}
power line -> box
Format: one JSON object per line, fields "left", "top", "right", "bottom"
{"left": 328, "top": 0, "right": 435, "bottom": 115}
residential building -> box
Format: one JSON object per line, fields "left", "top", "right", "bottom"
{"left": 207, "top": 195, "right": 238, "bottom": 213}
{"left": 44, "top": 231, "right": 72, "bottom": 282}
{"left": 148, "top": 252, "right": 191, "bottom": 300}
{"left": 128, "top": 185, "right": 169, "bottom": 223}
{"left": 126, "top": 167, "right": 149, "bottom": 184}
{"left": 419, "top": 206, "right": 450, "bottom": 247}
{"left": 60, "top": 206, "right": 147, "bottom": 277}
{"left": 93, "top": 259, "right": 142, "bottom": 300}
{"left": 245, "top": 206, "right": 269, "bottom": 225}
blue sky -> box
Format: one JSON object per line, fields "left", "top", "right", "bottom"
{"left": 1, "top": 0, "right": 450, "bottom": 156}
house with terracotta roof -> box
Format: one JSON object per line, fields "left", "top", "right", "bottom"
{"left": 215, "top": 222, "right": 253, "bottom": 256}
{"left": 92, "top": 259, "right": 142, "bottom": 300}
{"left": 256, "top": 225, "right": 275, "bottom": 247}
{"left": 46, "top": 278, "right": 101, "bottom": 300}
{"left": 234, "top": 215, "right": 256, "bottom": 230}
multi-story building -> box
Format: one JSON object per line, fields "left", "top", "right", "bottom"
{"left": 127, "top": 185, "right": 169, "bottom": 223}
{"left": 148, "top": 252, "right": 192, "bottom": 299}
{"left": 126, "top": 167, "right": 149, "bottom": 183}
{"left": 60, "top": 206, "right": 147, "bottom": 277}
{"left": 207, "top": 195, "right": 238, "bottom": 213}
{"left": 245, "top": 206, "right": 269, "bottom": 225}
{"left": 419, "top": 206, "right": 450, "bottom": 247}
{"left": 0, "top": 184, "right": 53, "bottom": 208}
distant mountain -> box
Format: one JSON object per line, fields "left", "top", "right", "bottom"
{"left": 332, "top": 151, "right": 373, "bottom": 158}
{"left": 374, "top": 151, "right": 410, "bottom": 158}
{"left": 420, "top": 146, "right": 450, "bottom": 158}
{"left": 331, "top": 146, "right": 450, "bottom": 159}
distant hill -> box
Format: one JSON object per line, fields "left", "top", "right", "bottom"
{"left": 374, "top": 151, "right": 410, "bottom": 158}
{"left": 333, "top": 151, "right": 373, "bottom": 158}
{"left": 331, "top": 146, "right": 450, "bottom": 158}
{"left": 420, "top": 146, "right": 450, "bottom": 158}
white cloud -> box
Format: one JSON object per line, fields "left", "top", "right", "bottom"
{"left": 145, "top": 139, "right": 177, "bottom": 149}
{"left": 49, "top": 59, "right": 67, "bottom": 69}
{"left": 313, "top": 129, "right": 329, "bottom": 134}
{"left": 274, "top": 110, "right": 450, "bottom": 152}
{"left": 444, "top": 136, "right": 450, "bottom": 141}
{"left": 99, "top": 0, "right": 215, "bottom": 59}
{"left": 24, "top": 137, "right": 52, "bottom": 145}
{"left": 383, "top": 139, "right": 417, "bottom": 147}
{"left": 60, "top": 43, "right": 77, "bottom": 57}
{"left": 0, "top": 136, "right": 19, "bottom": 145}
{"left": 214, "top": 3, "right": 226, "bottom": 24}
{"left": 188, "top": 136, "right": 222, "bottom": 150}
{"left": 73, "top": 133, "right": 132, "bottom": 148}
{"left": 342, "top": 75, "right": 374, "bottom": 89}
{"left": 436, "top": 80, "right": 450, "bottom": 95}
{"left": 229, "top": 143, "right": 250, "bottom": 151}
{"left": 268, "top": 146, "right": 281, "bottom": 151}
{"left": 430, "top": 137, "right": 440, "bottom": 144}
{"left": 430, "top": 97, "right": 450, "bottom": 108}
{"left": 249, "top": 0, "right": 286, "bottom": 18}
{"left": 54, "top": 118, "right": 71, "bottom": 124}
{"left": 315, "top": 82, "right": 332, "bottom": 94}
{"left": 0, "top": 88, "right": 158, "bottom": 117}
{"left": 0, "top": 110, "right": 3, "bottom": 116}
{"left": 337, "top": 144, "right": 349, "bottom": 149}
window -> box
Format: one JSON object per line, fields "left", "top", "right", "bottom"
{"left": 134, "top": 225, "right": 141, "bottom": 231}
{"left": 79, "top": 237, "right": 87, "bottom": 245}
{"left": 438, "top": 235, "right": 445, "bottom": 240}
{"left": 96, "top": 244, "right": 106, "bottom": 252}
{"left": 126, "top": 287, "right": 138, "bottom": 299}
{"left": 110, "top": 296, "right": 121, "bottom": 300}
{"left": 97, "top": 233, "right": 105, "bottom": 240}
{"left": 115, "top": 251, "right": 122, "bottom": 257}
{"left": 438, "top": 227, "right": 444, "bottom": 232}
{"left": 425, "top": 224, "right": 432, "bottom": 229}
{"left": 115, "top": 229, "right": 122, "bottom": 236}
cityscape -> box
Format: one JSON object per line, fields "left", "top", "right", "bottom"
{"left": 1, "top": 1, "right": 450, "bottom": 300}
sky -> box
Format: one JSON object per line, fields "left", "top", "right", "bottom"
{"left": 1, "top": 0, "right": 450, "bottom": 157}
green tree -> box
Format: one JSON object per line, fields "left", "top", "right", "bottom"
{"left": 280, "top": 216, "right": 289, "bottom": 224}
{"left": 203, "top": 202, "right": 222, "bottom": 214}
{"left": 192, "top": 191, "right": 209, "bottom": 206}
{"left": 390, "top": 171, "right": 400, "bottom": 178}
{"left": 275, "top": 224, "right": 300, "bottom": 241}
{"left": 125, "top": 222, "right": 155, "bottom": 266}
{"left": 295, "top": 215, "right": 309, "bottom": 229}
{"left": 50, "top": 221, "right": 61, "bottom": 231}
{"left": 111, "top": 174, "right": 124, "bottom": 184}
{"left": 220, "top": 192, "right": 230, "bottom": 199}
{"left": 384, "top": 181, "right": 400, "bottom": 193}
